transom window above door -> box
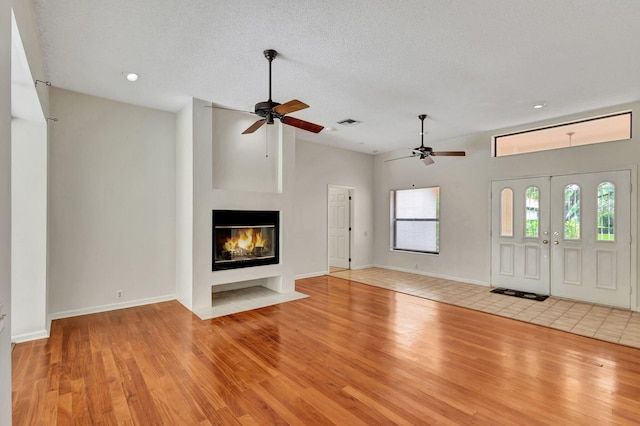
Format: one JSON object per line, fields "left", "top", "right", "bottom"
{"left": 493, "top": 111, "right": 631, "bottom": 157}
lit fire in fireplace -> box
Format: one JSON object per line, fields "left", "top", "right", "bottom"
{"left": 222, "top": 228, "right": 269, "bottom": 258}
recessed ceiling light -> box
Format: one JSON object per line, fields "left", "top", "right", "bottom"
{"left": 126, "top": 72, "right": 139, "bottom": 82}
{"left": 532, "top": 102, "right": 547, "bottom": 109}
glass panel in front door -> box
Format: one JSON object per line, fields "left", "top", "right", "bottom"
{"left": 564, "top": 184, "right": 581, "bottom": 240}
{"left": 525, "top": 186, "right": 539, "bottom": 238}
{"left": 501, "top": 188, "right": 513, "bottom": 237}
{"left": 597, "top": 182, "right": 615, "bottom": 241}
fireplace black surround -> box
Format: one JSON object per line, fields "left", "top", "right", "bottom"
{"left": 212, "top": 210, "right": 280, "bottom": 271}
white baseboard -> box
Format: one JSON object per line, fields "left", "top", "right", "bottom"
{"left": 372, "top": 264, "right": 489, "bottom": 287}
{"left": 351, "top": 264, "right": 374, "bottom": 270}
{"left": 11, "top": 329, "right": 49, "bottom": 344}
{"left": 48, "top": 293, "right": 177, "bottom": 321}
{"left": 295, "top": 271, "right": 327, "bottom": 279}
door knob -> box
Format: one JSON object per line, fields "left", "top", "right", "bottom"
{"left": 553, "top": 240, "right": 559, "bottom": 245}
{"left": 542, "top": 240, "right": 549, "bottom": 244}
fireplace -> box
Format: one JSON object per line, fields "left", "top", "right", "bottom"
{"left": 212, "top": 210, "right": 279, "bottom": 271}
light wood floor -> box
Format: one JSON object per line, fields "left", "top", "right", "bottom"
{"left": 13, "top": 275, "right": 640, "bottom": 424}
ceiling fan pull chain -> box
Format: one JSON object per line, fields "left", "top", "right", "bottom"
{"left": 265, "top": 127, "right": 269, "bottom": 158}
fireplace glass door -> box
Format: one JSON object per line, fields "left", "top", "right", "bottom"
{"left": 212, "top": 210, "right": 279, "bottom": 270}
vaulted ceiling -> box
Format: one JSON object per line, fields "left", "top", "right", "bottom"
{"left": 32, "top": 0, "right": 640, "bottom": 153}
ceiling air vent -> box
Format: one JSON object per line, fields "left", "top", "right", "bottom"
{"left": 337, "top": 118, "right": 360, "bottom": 126}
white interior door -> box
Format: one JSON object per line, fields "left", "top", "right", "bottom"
{"left": 549, "top": 170, "right": 631, "bottom": 308}
{"left": 491, "top": 177, "right": 551, "bottom": 294}
{"left": 328, "top": 187, "right": 350, "bottom": 269}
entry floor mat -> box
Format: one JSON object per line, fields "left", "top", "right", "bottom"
{"left": 490, "top": 287, "right": 549, "bottom": 301}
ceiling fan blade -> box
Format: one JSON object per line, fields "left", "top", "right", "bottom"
{"left": 431, "top": 151, "right": 466, "bottom": 156}
{"left": 422, "top": 155, "right": 435, "bottom": 166}
{"left": 242, "top": 119, "right": 267, "bottom": 134}
{"left": 384, "top": 155, "right": 416, "bottom": 163}
{"left": 273, "top": 99, "right": 309, "bottom": 115}
{"left": 280, "top": 116, "right": 324, "bottom": 133}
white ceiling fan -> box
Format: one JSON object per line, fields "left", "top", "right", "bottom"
{"left": 386, "top": 114, "right": 465, "bottom": 165}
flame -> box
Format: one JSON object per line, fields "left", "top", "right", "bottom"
{"left": 254, "top": 232, "right": 266, "bottom": 248}
{"left": 223, "top": 228, "right": 268, "bottom": 254}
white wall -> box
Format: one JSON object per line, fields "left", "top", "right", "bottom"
{"left": 0, "top": 0, "right": 11, "bottom": 421}
{"left": 48, "top": 88, "right": 177, "bottom": 317}
{"left": 294, "top": 139, "right": 375, "bottom": 277}
{"left": 374, "top": 102, "right": 640, "bottom": 308}
{"left": 176, "top": 101, "right": 194, "bottom": 309}
{"left": 11, "top": 118, "right": 47, "bottom": 341}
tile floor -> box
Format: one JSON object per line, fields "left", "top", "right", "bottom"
{"left": 329, "top": 267, "right": 640, "bottom": 349}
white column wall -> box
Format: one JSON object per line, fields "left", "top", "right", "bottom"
{"left": 11, "top": 118, "right": 47, "bottom": 341}
{"left": 176, "top": 101, "right": 194, "bottom": 309}
{"left": 0, "top": 0, "right": 11, "bottom": 421}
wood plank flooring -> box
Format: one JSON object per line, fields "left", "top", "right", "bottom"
{"left": 12, "top": 275, "right": 640, "bottom": 424}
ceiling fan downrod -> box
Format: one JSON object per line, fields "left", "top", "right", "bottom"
{"left": 419, "top": 114, "right": 427, "bottom": 148}
{"left": 264, "top": 49, "right": 277, "bottom": 102}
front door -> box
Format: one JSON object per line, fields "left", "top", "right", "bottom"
{"left": 491, "top": 171, "right": 632, "bottom": 308}
{"left": 491, "top": 177, "right": 551, "bottom": 295}
{"left": 549, "top": 170, "right": 631, "bottom": 308}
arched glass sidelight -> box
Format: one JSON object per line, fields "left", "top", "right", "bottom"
{"left": 597, "top": 182, "right": 615, "bottom": 241}
{"left": 525, "top": 186, "right": 539, "bottom": 238}
{"left": 564, "top": 184, "right": 581, "bottom": 239}
{"left": 501, "top": 188, "right": 513, "bottom": 237}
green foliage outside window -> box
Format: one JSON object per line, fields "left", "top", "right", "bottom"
{"left": 526, "top": 219, "right": 539, "bottom": 237}
{"left": 564, "top": 220, "right": 580, "bottom": 239}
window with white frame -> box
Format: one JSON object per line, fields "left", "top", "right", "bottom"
{"left": 391, "top": 187, "right": 439, "bottom": 254}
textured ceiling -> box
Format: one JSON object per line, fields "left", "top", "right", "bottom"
{"left": 32, "top": 0, "right": 640, "bottom": 154}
